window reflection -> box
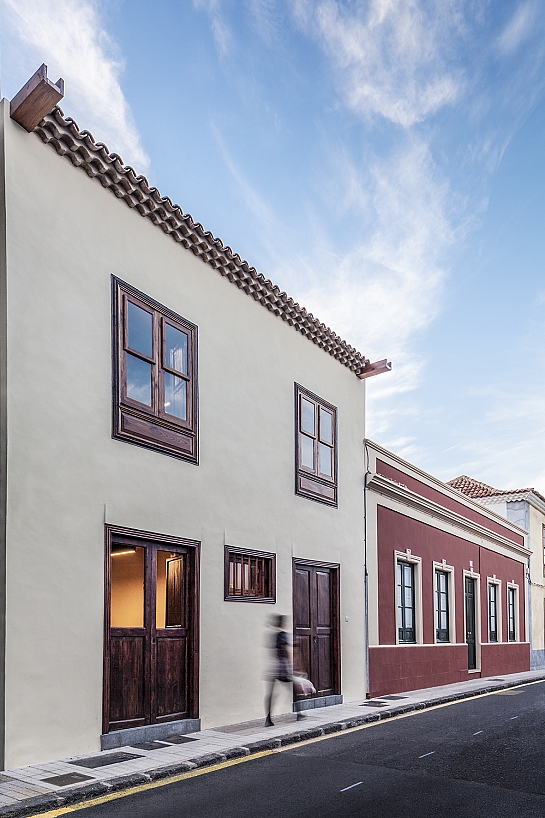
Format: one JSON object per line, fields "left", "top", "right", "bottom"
{"left": 319, "top": 443, "right": 332, "bottom": 477}
{"left": 301, "top": 399, "right": 315, "bottom": 435}
{"left": 301, "top": 435, "right": 314, "bottom": 469}
{"left": 128, "top": 302, "right": 153, "bottom": 358}
{"left": 165, "top": 325, "right": 188, "bottom": 375}
{"left": 164, "top": 373, "right": 187, "bottom": 419}
{"left": 320, "top": 408, "right": 333, "bottom": 445}
{"left": 127, "top": 354, "right": 152, "bottom": 405}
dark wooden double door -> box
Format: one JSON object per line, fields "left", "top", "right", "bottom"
{"left": 293, "top": 560, "right": 340, "bottom": 699}
{"left": 104, "top": 530, "right": 199, "bottom": 733}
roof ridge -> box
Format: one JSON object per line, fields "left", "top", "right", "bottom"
{"left": 34, "top": 107, "right": 370, "bottom": 376}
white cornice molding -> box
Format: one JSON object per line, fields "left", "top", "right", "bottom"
{"left": 477, "top": 492, "right": 545, "bottom": 517}
{"left": 367, "top": 473, "right": 530, "bottom": 558}
{"left": 365, "top": 439, "right": 530, "bottom": 536}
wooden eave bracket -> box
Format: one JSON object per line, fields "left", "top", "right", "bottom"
{"left": 10, "top": 64, "right": 64, "bottom": 132}
{"left": 357, "top": 359, "right": 392, "bottom": 379}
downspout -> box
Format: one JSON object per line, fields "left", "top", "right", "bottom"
{"left": 363, "top": 439, "right": 370, "bottom": 699}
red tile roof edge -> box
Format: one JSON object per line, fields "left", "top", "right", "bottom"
{"left": 34, "top": 107, "right": 370, "bottom": 376}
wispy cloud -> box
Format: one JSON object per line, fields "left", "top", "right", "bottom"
{"left": 294, "top": 0, "right": 465, "bottom": 127}
{"left": 497, "top": 1, "right": 537, "bottom": 56}
{"left": 193, "top": 0, "right": 232, "bottom": 56}
{"left": 1, "top": 0, "right": 148, "bottom": 171}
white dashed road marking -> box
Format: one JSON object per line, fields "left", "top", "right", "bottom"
{"left": 340, "top": 782, "right": 363, "bottom": 793}
{"left": 418, "top": 752, "right": 435, "bottom": 759}
{"left": 510, "top": 716, "right": 519, "bottom": 720}
{"left": 473, "top": 731, "right": 483, "bottom": 735}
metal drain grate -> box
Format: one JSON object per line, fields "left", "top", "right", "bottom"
{"left": 379, "top": 695, "right": 409, "bottom": 700}
{"left": 42, "top": 772, "right": 94, "bottom": 787}
{"left": 164, "top": 735, "right": 199, "bottom": 744}
{"left": 131, "top": 741, "right": 170, "bottom": 751}
{"left": 361, "top": 701, "right": 390, "bottom": 707}
{"left": 69, "top": 751, "right": 142, "bottom": 769}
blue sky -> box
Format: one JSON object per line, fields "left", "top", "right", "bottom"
{"left": 1, "top": 0, "right": 545, "bottom": 491}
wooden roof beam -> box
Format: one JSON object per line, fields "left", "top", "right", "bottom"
{"left": 357, "top": 359, "right": 392, "bottom": 379}
{"left": 10, "top": 64, "right": 64, "bottom": 132}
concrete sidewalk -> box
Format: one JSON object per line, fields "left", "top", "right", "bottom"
{"left": 2, "top": 669, "right": 545, "bottom": 818}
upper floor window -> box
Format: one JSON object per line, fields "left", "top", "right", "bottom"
{"left": 435, "top": 570, "right": 449, "bottom": 642}
{"left": 488, "top": 583, "right": 499, "bottom": 642}
{"left": 397, "top": 561, "right": 415, "bottom": 643}
{"left": 295, "top": 384, "right": 337, "bottom": 507}
{"left": 112, "top": 278, "right": 198, "bottom": 462}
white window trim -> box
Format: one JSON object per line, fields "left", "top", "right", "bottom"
{"left": 432, "top": 561, "right": 456, "bottom": 644}
{"left": 506, "top": 582, "right": 520, "bottom": 642}
{"left": 463, "top": 569, "right": 481, "bottom": 673}
{"left": 486, "top": 577, "right": 502, "bottom": 643}
{"left": 394, "top": 550, "right": 423, "bottom": 645}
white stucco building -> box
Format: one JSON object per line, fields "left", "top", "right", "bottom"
{"left": 0, "top": 67, "right": 390, "bottom": 769}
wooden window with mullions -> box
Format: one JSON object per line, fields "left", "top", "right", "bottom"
{"left": 224, "top": 547, "right": 276, "bottom": 603}
{"left": 112, "top": 277, "right": 198, "bottom": 462}
{"left": 295, "top": 384, "right": 337, "bottom": 507}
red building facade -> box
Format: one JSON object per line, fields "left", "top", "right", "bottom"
{"left": 366, "top": 442, "right": 530, "bottom": 698}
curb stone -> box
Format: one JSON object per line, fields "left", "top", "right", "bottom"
{"left": 3, "top": 673, "right": 545, "bottom": 818}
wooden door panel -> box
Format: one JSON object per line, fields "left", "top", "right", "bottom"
{"left": 155, "top": 634, "right": 188, "bottom": 720}
{"left": 294, "top": 633, "right": 311, "bottom": 680}
{"left": 294, "top": 569, "right": 311, "bottom": 629}
{"left": 293, "top": 561, "right": 339, "bottom": 701}
{"left": 109, "top": 632, "right": 146, "bottom": 726}
{"left": 316, "top": 571, "right": 331, "bottom": 627}
{"left": 105, "top": 531, "right": 199, "bottom": 735}
{"left": 316, "top": 634, "right": 333, "bottom": 695}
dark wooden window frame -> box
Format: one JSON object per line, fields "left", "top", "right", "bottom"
{"left": 397, "top": 560, "right": 416, "bottom": 643}
{"left": 435, "top": 569, "right": 450, "bottom": 643}
{"left": 103, "top": 524, "right": 200, "bottom": 735}
{"left": 292, "top": 558, "right": 341, "bottom": 697}
{"left": 294, "top": 384, "right": 338, "bottom": 508}
{"left": 112, "top": 277, "right": 198, "bottom": 462}
{"left": 224, "top": 546, "right": 276, "bottom": 603}
{"left": 488, "top": 582, "right": 499, "bottom": 643}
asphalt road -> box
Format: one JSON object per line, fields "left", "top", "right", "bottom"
{"left": 69, "top": 680, "right": 545, "bottom": 818}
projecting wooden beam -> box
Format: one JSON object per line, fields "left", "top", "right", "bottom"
{"left": 10, "top": 64, "right": 64, "bottom": 132}
{"left": 357, "top": 359, "right": 392, "bottom": 379}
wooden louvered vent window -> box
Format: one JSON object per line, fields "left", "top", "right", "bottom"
{"left": 224, "top": 547, "right": 276, "bottom": 603}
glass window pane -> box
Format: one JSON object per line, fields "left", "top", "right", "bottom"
{"left": 301, "top": 434, "right": 314, "bottom": 469}
{"left": 301, "top": 398, "right": 315, "bottom": 435}
{"left": 165, "top": 324, "right": 188, "bottom": 375}
{"left": 127, "top": 353, "right": 152, "bottom": 405}
{"left": 127, "top": 301, "right": 153, "bottom": 358}
{"left": 111, "top": 546, "right": 145, "bottom": 628}
{"left": 164, "top": 372, "right": 187, "bottom": 419}
{"left": 157, "top": 551, "right": 184, "bottom": 628}
{"left": 319, "top": 408, "right": 333, "bottom": 444}
{"left": 319, "top": 443, "right": 333, "bottom": 477}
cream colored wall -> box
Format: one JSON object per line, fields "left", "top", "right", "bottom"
{"left": 529, "top": 504, "right": 545, "bottom": 651}
{"left": 0, "top": 101, "right": 367, "bottom": 768}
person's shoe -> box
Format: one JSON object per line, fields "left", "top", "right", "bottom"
{"left": 264, "top": 714, "right": 274, "bottom": 727}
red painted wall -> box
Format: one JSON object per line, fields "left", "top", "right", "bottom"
{"left": 372, "top": 505, "right": 529, "bottom": 697}
{"left": 376, "top": 459, "right": 524, "bottom": 546}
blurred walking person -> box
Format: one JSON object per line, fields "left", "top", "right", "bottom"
{"left": 264, "top": 615, "right": 291, "bottom": 727}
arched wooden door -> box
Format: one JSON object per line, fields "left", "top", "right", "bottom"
{"left": 103, "top": 527, "right": 199, "bottom": 734}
